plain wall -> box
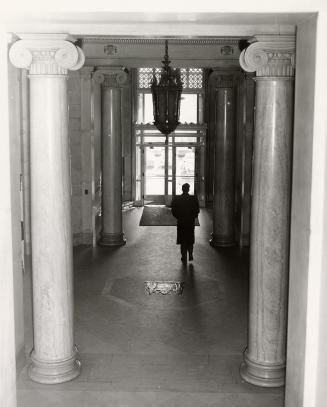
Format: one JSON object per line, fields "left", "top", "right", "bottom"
{"left": 285, "top": 14, "right": 316, "bottom": 406}
{"left": 0, "top": 32, "right": 18, "bottom": 407}
{"left": 286, "top": 12, "right": 327, "bottom": 407}
{"left": 7, "top": 56, "right": 25, "bottom": 371}
{"left": 304, "top": 12, "right": 327, "bottom": 407}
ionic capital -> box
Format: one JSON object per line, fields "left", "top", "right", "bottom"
{"left": 9, "top": 34, "right": 85, "bottom": 76}
{"left": 93, "top": 67, "right": 128, "bottom": 88}
{"left": 239, "top": 35, "right": 295, "bottom": 77}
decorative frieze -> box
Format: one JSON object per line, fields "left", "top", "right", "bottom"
{"left": 9, "top": 34, "right": 85, "bottom": 76}
{"left": 82, "top": 37, "right": 243, "bottom": 46}
{"left": 239, "top": 35, "right": 295, "bottom": 77}
{"left": 81, "top": 37, "right": 241, "bottom": 68}
{"left": 93, "top": 67, "right": 128, "bottom": 88}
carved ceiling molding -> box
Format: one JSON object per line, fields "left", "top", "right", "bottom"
{"left": 239, "top": 35, "right": 295, "bottom": 77}
{"left": 82, "top": 37, "right": 245, "bottom": 45}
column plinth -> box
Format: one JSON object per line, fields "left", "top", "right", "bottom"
{"left": 99, "top": 232, "right": 126, "bottom": 247}
{"left": 239, "top": 35, "right": 295, "bottom": 387}
{"left": 240, "top": 351, "right": 286, "bottom": 387}
{"left": 209, "top": 74, "right": 236, "bottom": 247}
{"left": 29, "top": 346, "right": 81, "bottom": 384}
{"left": 94, "top": 68, "right": 127, "bottom": 247}
{"left": 9, "top": 34, "right": 85, "bottom": 384}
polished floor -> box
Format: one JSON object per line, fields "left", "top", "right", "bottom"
{"left": 18, "top": 208, "right": 284, "bottom": 407}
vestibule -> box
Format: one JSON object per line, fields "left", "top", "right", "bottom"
{"left": 1, "top": 10, "right": 326, "bottom": 407}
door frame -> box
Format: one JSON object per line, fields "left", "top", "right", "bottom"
{"left": 2, "top": 11, "right": 326, "bottom": 407}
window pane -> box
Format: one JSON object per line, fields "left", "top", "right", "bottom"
{"left": 180, "top": 94, "right": 197, "bottom": 123}
{"left": 176, "top": 147, "right": 195, "bottom": 177}
{"left": 175, "top": 130, "right": 197, "bottom": 134}
{"left": 175, "top": 137, "right": 197, "bottom": 143}
{"left": 168, "top": 147, "right": 173, "bottom": 176}
{"left": 168, "top": 182, "right": 172, "bottom": 195}
{"left": 144, "top": 130, "right": 161, "bottom": 134}
{"left": 144, "top": 94, "right": 154, "bottom": 124}
{"left": 175, "top": 147, "right": 195, "bottom": 194}
{"left": 145, "top": 146, "right": 165, "bottom": 195}
{"left": 137, "top": 93, "right": 144, "bottom": 123}
{"left": 144, "top": 137, "right": 166, "bottom": 143}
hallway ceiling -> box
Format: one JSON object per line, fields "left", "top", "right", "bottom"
{"left": 3, "top": 11, "right": 310, "bottom": 37}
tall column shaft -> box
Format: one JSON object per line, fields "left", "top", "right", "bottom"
{"left": 21, "top": 69, "right": 32, "bottom": 256}
{"left": 94, "top": 68, "right": 127, "bottom": 246}
{"left": 29, "top": 75, "right": 79, "bottom": 381}
{"left": 9, "top": 34, "right": 85, "bottom": 384}
{"left": 239, "top": 35, "right": 295, "bottom": 387}
{"left": 210, "top": 76, "right": 236, "bottom": 247}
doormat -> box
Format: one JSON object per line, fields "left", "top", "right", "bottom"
{"left": 145, "top": 281, "right": 184, "bottom": 295}
{"left": 139, "top": 205, "right": 200, "bottom": 226}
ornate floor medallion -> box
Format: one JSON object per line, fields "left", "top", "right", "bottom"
{"left": 144, "top": 281, "right": 184, "bottom": 295}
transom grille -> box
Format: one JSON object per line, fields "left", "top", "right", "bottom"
{"left": 138, "top": 67, "right": 203, "bottom": 90}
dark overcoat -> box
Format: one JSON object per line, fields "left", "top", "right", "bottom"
{"left": 171, "top": 193, "right": 200, "bottom": 244}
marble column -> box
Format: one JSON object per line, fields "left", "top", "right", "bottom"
{"left": 94, "top": 68, "right": 127, "bottom": 246}
{"left": 210, "top": 73, "right": 236, "bottom": 247}
{"left": 239, "top": 35, "right": 295, "bottom": 387}
{"left": 80, "top": 66, "right": 94, "bottom": 245}
{"left": 9, "top": 34, "right": 85, "bottom": 384}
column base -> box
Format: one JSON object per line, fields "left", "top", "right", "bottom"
{"left": 210, "top": 233, "right": 235, "bottom": 247}
{"left": 28, "top": 346, "right": 81, "bottom": 384}
{"left": 98, "top": 232, "right": 126, "bottom": 247}
{"left": 240, "top": 351, "right": 285, "bottom": 387}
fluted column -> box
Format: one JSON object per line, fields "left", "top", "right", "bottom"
{"left": 239, "top": 35, "right": 295, "bottom": 387}
{"left": 210, "top": 73, "right": 236, "bottom": 247}
{"left": 9, "top": 34, "right": 85, "bottom": 384}
{"left": 94, "top": 68, "right": 127, "bottom": 246}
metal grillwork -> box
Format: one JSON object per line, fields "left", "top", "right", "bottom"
{"left": 180, "top": 68, "right": 203, "bottom": 89}
{"left": 138, "top": 68, "right": 162, "bottom": 89}
{"left": 138, "top": 67, "right": 203, "bottom": 89}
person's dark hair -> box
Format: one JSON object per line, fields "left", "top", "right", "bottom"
{"left": 182, "top": 183, "right": 190, "bottom": 193}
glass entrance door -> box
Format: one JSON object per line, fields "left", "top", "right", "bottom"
{"left": 143, "top": 143, "right": 197, "bottom": 204}
{"left": 175, "top": 146, "right": 195, "bottom": 195}
{"left": 144, "top": 145, "right": 166, "bottom": 203}
{"left": 135, "top": 125, "right": 206, "bottom": 206}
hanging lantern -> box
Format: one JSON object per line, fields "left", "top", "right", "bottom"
{"left": 151, "top": 40, "right": 183, "bottom": 138}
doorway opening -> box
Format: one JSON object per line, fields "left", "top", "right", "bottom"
{"left": 134, "top": 67, "right": 206, "bottom": 206}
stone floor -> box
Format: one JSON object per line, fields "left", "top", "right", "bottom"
{"left": 17, "top": 208, "right": 285, "bottom": 407}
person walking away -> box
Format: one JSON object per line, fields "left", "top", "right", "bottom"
{"left": 171, "top": 183, "right": 200, "bottom": 263}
